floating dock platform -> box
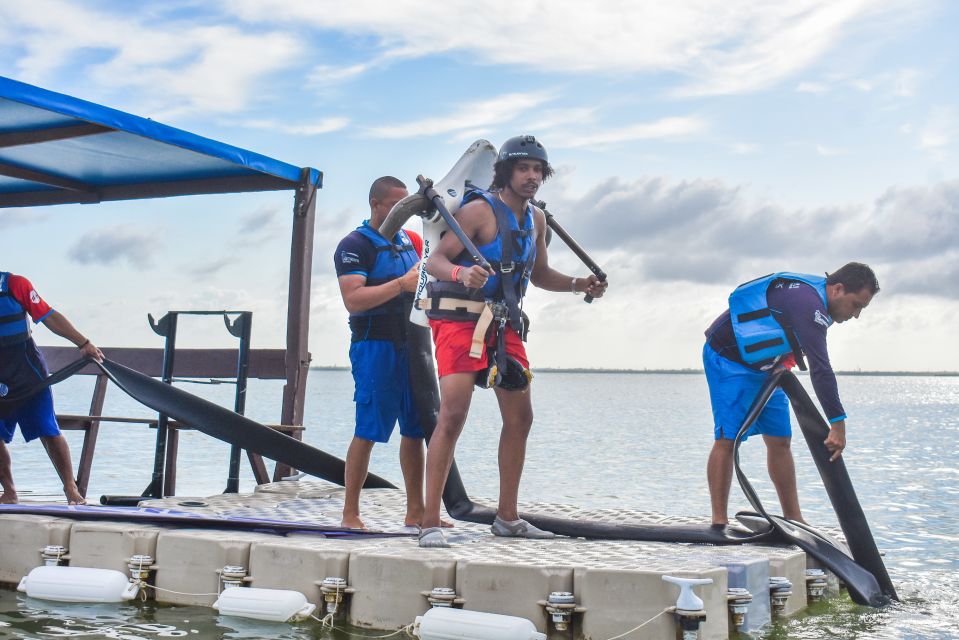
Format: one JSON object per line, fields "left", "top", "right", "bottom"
{"left": 0, "top": 481, "right": 840, "bottom": 639}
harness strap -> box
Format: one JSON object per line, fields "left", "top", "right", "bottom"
{"left": 417, "top": 296, "right": 486, "bottom": 315}
{"left": 495, "top": 317, "right": 508, "bottom": 385}
{"left": 777, "top": 316, "right": 809, "bottom": 372}
{"left": 0, "top": 311, "right": 27, "bottom": 325}
{"left": 470, "top": 304, "right": 495, "bottom": 359}
{"left": 490, "top": 198, "right": 524, "bottom": 333}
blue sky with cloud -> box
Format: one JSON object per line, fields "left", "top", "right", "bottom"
{"left": 2, "top": 0, "right": 957, "bottom": 371}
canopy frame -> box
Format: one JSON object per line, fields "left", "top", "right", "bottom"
{"left": 0, "top": 76, "right": 321, "bottom": 467}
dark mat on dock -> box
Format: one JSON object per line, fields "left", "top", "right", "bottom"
{"left": 0, "top": 503, "right": 411, "bottom": 537}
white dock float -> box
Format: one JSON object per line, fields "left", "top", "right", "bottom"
{"left": 0, "top": 481, "right": 832, "bottom": 639}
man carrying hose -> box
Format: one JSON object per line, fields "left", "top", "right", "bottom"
{"left": 334, "top": 176, "right": 436, "bottom": 530}
{"left": 0, "top": 271, "right": 103, "bottom": 505}
{"left": 417, "top": 136, "right": 608, "bottom": 547}
{"left": 704, "top": 263, "right": 879, "bottom": 527}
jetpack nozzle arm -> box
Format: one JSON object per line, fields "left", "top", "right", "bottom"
{"left": 531, "top": 199, "right": 607, "bottom": 303}
{"left": 416, "top": 175, "right": 491, "bottom": 272}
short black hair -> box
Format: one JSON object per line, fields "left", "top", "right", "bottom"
{"left": 826, "top": 262, "right": 880, "bottom": 295}
{"left": 369, "top": 176, "right": 406, "bottom": 204}
{"left": 490, "top": 158, "right": 554, "bottom": 190}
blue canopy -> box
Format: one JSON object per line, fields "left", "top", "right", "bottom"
{"left": 0, "top": 76, "right": 321, "bottom": 207}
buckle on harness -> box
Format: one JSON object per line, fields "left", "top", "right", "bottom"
{"left": 489, "top": 301, "right": 510, "bottom": 323}
{"left": 500, "top": 261, "right": 515, "bottom": 273}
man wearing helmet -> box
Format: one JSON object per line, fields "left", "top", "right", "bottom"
{"left": 417, "top": 136, "right": 608, "bottom": 547}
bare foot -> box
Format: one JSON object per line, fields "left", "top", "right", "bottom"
{"left": 64, "top": 487, "right": 86, "bottom": 506}
{"left": 341, "top": 514, "right": 366, "bottom": 529}
{"left": 0, "top": 491, "right": 18, "bottom": 505}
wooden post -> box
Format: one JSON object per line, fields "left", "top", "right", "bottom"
{"left": 74, "top": 374, "right": 108, "bottom": 497}
{"left": 276, "top": 168, "right": 318, "bottom": 480}
{"left": 162, "top": 428, "right": 178, "bottom": 497}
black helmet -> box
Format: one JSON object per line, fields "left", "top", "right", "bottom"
{"left": 498, "top": 135, "right": 548, "bottom": 164}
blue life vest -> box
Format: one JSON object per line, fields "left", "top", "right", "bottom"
{"left": 456, "top": 189, "right": 536, "bottom": 300}
{"left": 729, "top": 272, "right": 828, "bottom": 364}
{"left": 351, "top": 223, "right": 418, "bottom": 319}
{"left": 0, "top": 272, "right": 30, "bottom": 347}
{"left": 454, "top": 189, "right": 536, "bottom": 332}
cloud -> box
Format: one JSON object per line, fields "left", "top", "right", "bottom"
{"left": 529, "top": 107, "right": 599, "bottom": 132}
{"left": 238, "top": 117, "right": 350, "bottom": 136}
{"left": 228, "top": 0, "right": 922, "bottom": 96}
{"left": 917, "top": 107, "right": 958, "bottom": 151}
{"left": 796, "top": 67, "right": 921, "bottom": 101}
{"left": 796, "top": 81, "right": 829, "bottom": 94}
{"left": 554, "top": 116, "right": 708, "bottom": 149}
{"left": 366, "top": 91, "right": 554, "bottom": 139}
{"left": 0, "top": 209, "right": 49, "bottom": 228}
{"left": 182, "top": 205, "right": 286, "bottom": 271}
{"left": 308, "top": 62, "right": 375, "bottom": 86}
{"left": 887, "top": 252, "right": 959, "bottom": 298}
{"left": 542, "top": 176, "right": 959, "bottom": 297}
{"left": 187, "top": 256, "right": 239, "bottom": 278}
{"left": 238, "top": 205, "right": 282, "bottom": 235}
{"left": 3, "top": 1, "right": 301, "bottom": 118}
{"left": 854, "top": 181, "right": 959, "bottom": 262}
{"left": 815, "top": 144, "right": 848, "bottom": 157}
{"left": 729, "top": 143, "right": 761, "bottom": 155}
{"left": 68, "top": 225, "right": 159, "bottom": 269}
{"left": 892, "top": 68, "right": 921, "bottom": 97}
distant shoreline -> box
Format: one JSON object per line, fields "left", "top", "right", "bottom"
{"left": 310, "top": 366, "right": 958, "bottom": 377}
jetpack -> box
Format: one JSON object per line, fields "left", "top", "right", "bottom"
{"left": 378, "top": 139, "right": 497, "bottom": 327}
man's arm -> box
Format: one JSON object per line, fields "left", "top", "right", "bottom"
{"left": 334, "top": 232, "right": 419, "bottom": 314}
{"left": 337, "top": 266, "right": 419, "bottom": 314}
{"left": 425, "top": 200, "right": 495, "bottom": 288}
{"left": 9, "top": 275, "right": 102, "bottom": 362}
{"left": 528, "top": 207, "right": 607, "bottom": 297}
{"left": 788, "top": 289, "right": 846, "bottom": 461}
{"left": 41, "top": 311, "right": 103, "bottom": 362}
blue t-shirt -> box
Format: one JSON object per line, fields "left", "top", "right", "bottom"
{"left": 333, "top": 228, "right": 422, "bottom": 279}
{"left": 334, "top": 231, "right": 378, "bottom": 279}
{"left": 706, "top": 279, "right": 845, "bottom": 422}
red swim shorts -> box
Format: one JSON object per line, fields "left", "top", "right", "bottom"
{"left": 429, "top": 319, "right": 529, "bottom": 378}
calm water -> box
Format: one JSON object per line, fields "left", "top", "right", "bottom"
{"left": 2, "top": 371, "right": 957, "bottom": 639}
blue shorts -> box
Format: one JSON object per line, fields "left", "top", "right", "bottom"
{"left": 0, "top": 387, "right": 61, "bottom": 443}
{"left": 349, "top": 340, "right": 424, "bottom": 443}
{"left": 703, "top": 343, "right": 790, "bottom": 441}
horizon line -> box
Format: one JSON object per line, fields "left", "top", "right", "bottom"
{"left": 308, "top": 366, "right": 959, "bottom": 377}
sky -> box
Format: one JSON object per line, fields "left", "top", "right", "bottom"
{"left": 1, "top": 0, "right": 957, "bottom": 371}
